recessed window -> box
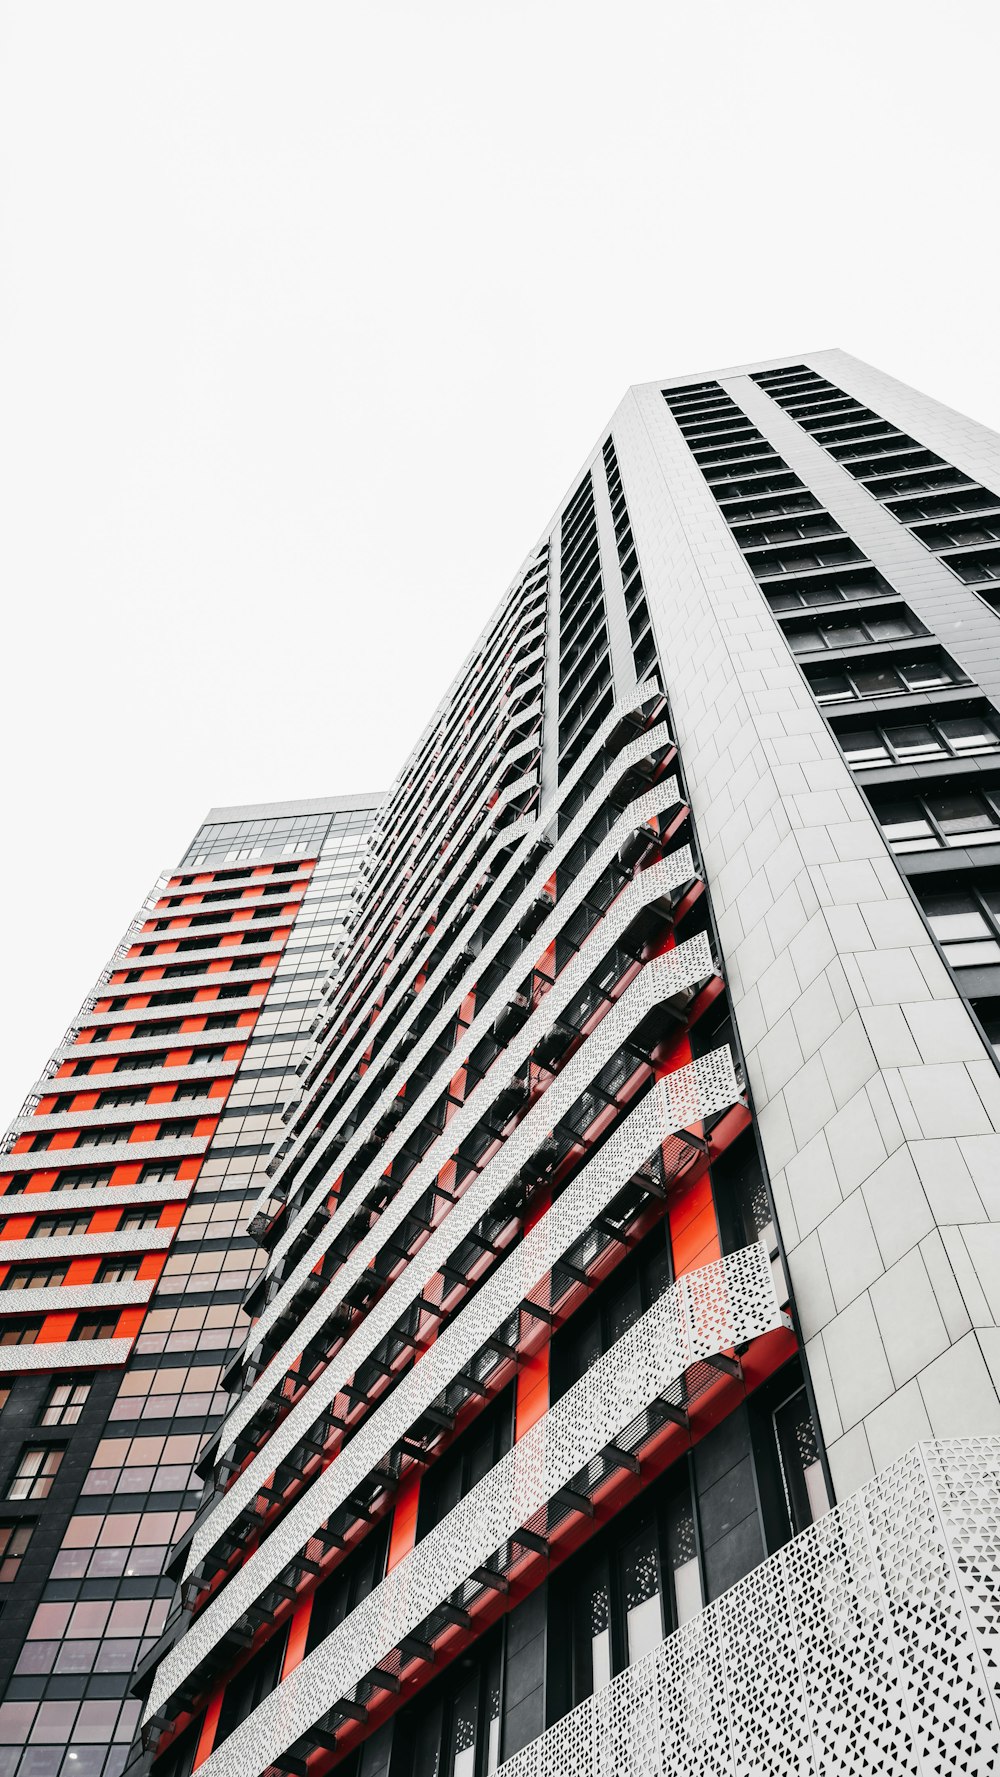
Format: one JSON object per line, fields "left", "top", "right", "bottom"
{"left": 97, "top": 1259, "right": 142, "bottom": 1285}
{"left": 27, "top": 1213, "right": 92, "bottom": 1239}
{"left": 42, "top": 1379, "right": 91, "bottom": 1427}
{"left": 72, "top": 1316, "right": 120, "bottom": 1342}
{"left": 938, "top": 715, "right": 1000, "bottom": 756}
{"left": 3, "top": 1263, "right": 68, "bottom": 1291}
{"left": 9, "top": 1446, "right": 63, "bottom": 1500}
{"left": 773, "top": 1388, "right": 830, "bottom": 1532}
{"left": 875, "top": 791, "right": 1000, "bottom": 855}
{"left": 139, "top": 1163, "right": 179, "bottom": 1185}
{"left": 807, "top": 650, "right": 967, "bottom": 705}
{"left": 922, "top": 890, "right": 1000, "bottom": 972}
{"left": 838, "top": 713, "right": 1000, "bottom": 771}
{"left": 0, "top": 1521, "right": 33, "bottom": 1582}
{"left": 46, "top": 1168, "right": 115, "bottom": 1193}
{"left": 118, "top": 1208, "right": 162, "bottom": 1232}
{"left": 0, "top": 1319, "right": 42, "bottom": 1346}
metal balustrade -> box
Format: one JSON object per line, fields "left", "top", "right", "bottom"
{"left": 203, "top": 886, "right": 706, "bottom": 1523}
{"left": 146, "top": 1239, "right": 782, "bottom": 1739}
{"left": 174, "top": 1039, "right": 744, "bottom": 1670}
{"left": 318, "top": 755, "right": 539, "bottom": 1057}
{"left": 256, "top": 740, "right": 679, "bottom": 1313}
{"left": 291, "top": 688, "right": 657, "bottom": 1138}
{"left": 497, "top": 1436, "right": 1000, "bottom": 1777}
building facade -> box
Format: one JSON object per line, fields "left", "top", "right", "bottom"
{"left": 0, "top": 796, "right": 380, "bottom": 1777}
{"left": 8, "top": 348, "right": 1000, "bottom": 1777}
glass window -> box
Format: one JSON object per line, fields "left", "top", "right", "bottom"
{"left": 216, "top": 1628, "right": 289, "bottom": 1745}
{"left": 3, "top": 1263, "right": 69, "bottom": 1290}
{"left": 98, "top": 1259, "right": 142, "bottom": 1284}
{"left": 621, "top": 1520, "right": 664, "bottom": 1664}
{"left": 851, "top": 662, "right": 903, "bottom": 698}
{"left": 9, "top": 1446, "right": 63, "bottom": 1500}
{"left": 0, "top": 1319, "right": 42, "bottom": 1346}
{"left": 817, "top": 618, "right": 867, "bottom": 648}
{"left": 0, "top": 1521, "right": 33, "bottom": 1582}
{"left": 773, "top": 1389, "right": 830, "bottom": 1532}
{"left": 925, "top": 791, "right": 1000, "bottom": 846}
{"left": 665, "top": 1475, "right": 702, "bottom": 1626}
{"left": 406, "top": 1637, "right": 502, "bottom": 1777}
{"left": 937, "top": 715, "right": 1000, "bottom": 756}
{"left": 28, "top": 1213, "right": 92, "bottom": 1239}
{"left": 42, "top": 1379, "right": 91, "bottom": 1426}
{"left": 887, "top": 723, "right": 944, "bottom": 763}
{"left": 927, "top": 908, "right": 990, "bottom": 943}
{"left": 865, "top": 613, "right": 916, "bottom": 642}
{"left": 898, "top": 655, "right": 957, "bottom": 691}
{"left": 811, "top": 669, "right": 852, "bottom": 704}
{"left": 839, "top": 728, "right": 891, "bottom": 768}
{"left": 574, "top": 1556, "right": 613, "bottom": 1698}
{"left": 878, "top": 800, "right": 937, "bottom": 854}
{"left": 72, "top": 1316, "right": 120, "bottom": 1341}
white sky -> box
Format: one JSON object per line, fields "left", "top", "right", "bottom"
{"left": 1, "top": 0, "right": 998, "bottom": 1128}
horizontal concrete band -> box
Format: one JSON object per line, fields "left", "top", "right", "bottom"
{"left": 0, "top": 1180, "right": 192, "bottom": 1217}
{"left": 0, "top": 1336, "right": 135, "bottom": 1376}
{"left": 9, "top": 1098, "right": 223, "bottom": 1136}
{"left": 0, "top": 1228, "right": 173, "bottom": 1263}
{"left": 0, "top": 1278, "right": 153, "bottom": 1315}
{"left": 0, "top": 1137, "right": 208, "bottom": 1173}
{"left": 81, "top": 997, "right": 266, "bottom": 1030}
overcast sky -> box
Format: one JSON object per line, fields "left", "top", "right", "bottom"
{"left": 1, "top": 0, "right": 998, "bottom": 1128}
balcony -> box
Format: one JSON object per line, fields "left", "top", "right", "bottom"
{"left": 144, "top": 1241, "right": 787, "bottom": 1755}
{"left": 189, "top": 935, "right": 722, "bottom": 1575}
{"left": 497, "top": 1436, "right": 1000, "bottom": 1777}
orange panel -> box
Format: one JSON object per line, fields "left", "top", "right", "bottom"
{"left": 669, "top": 1172, "right": 721, "bottom": 1276}
{"left": 193, "top": 1689, "right": 223, "bottom": 1771}
{"left": 387, "top": 1472, "right": 421, "bottom": 1572}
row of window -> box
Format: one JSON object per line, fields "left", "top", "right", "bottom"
{"left": 668, "top": 373, "right": 1000, "bottom": 1067}
{"left": 603, "top": 435, "right": 661, "bottom": 685}
{"left": 16, "top": 1594, "right": 170, "bottom": 1677}
{"left": 135, "top": 1299, "right": 248, "bottom": 1354}
{"left": 874, "top": 786, "right": 1000, "bottom": 857}
{"left": 5, "top": 1206, "right": 163, "bottom": 1243}
{"left": 836, "top": 711, "right": 1000, "bottom": 770}
{"left": 557, "top": 471, "right": 614, "bottom": 778}
{"left": 0, "top": 1314, "right": 122, "bottom": 1347}
{"left": 1, "top": 1259, "right": 143, "bottom": 1289}
{"left": 4, "top": 1161, "right": 181, "bottom": 1193}
{"left": 62, "top": 1045, "right": 234, "bottom": 1078}
{"left": 754, "top": 365, "right": 1000, "bottom": 604}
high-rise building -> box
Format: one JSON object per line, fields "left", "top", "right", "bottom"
{"left": 8, "top": 348, "right": 1000, "bottom": 1777}
{"left": 0, "top": 795, "right": 381, "bottom": 1777}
